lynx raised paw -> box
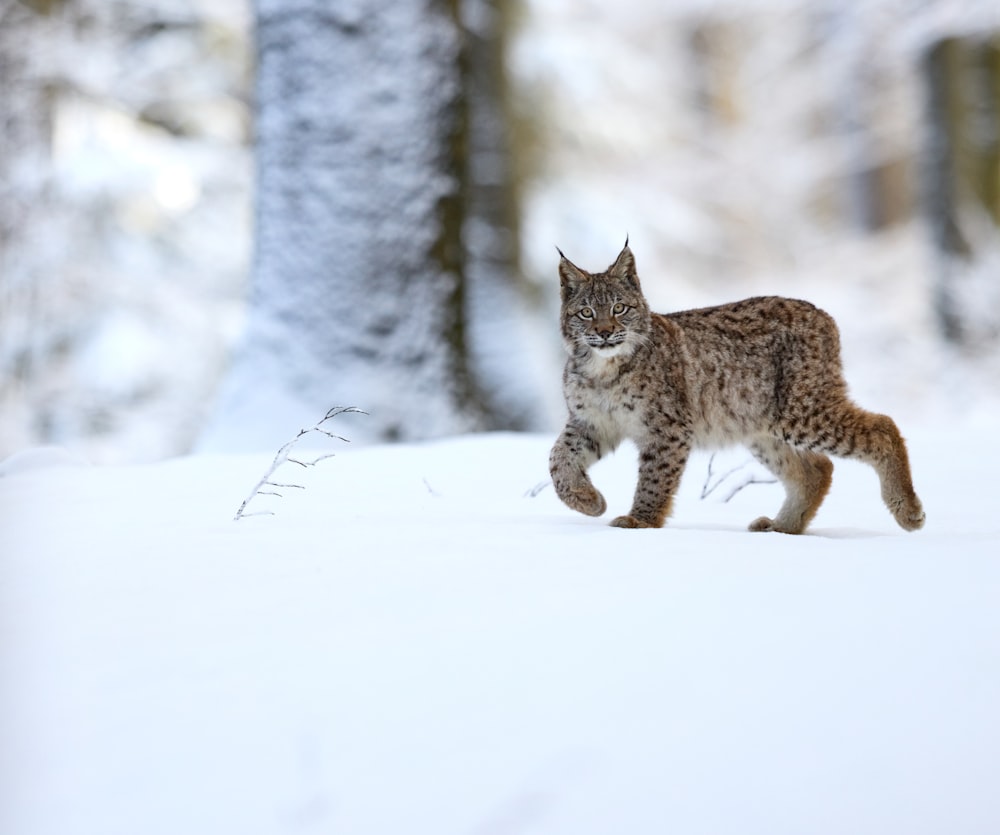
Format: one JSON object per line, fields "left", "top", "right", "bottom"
{"left": 890, "top": 498, "right": 926, "bottom": 531}
{"left": 610, "top": 514, "right": 658, "bottom": 529}
{"left": 748, "top": 516, "right": 804, "bottom": 535}
{"left": 559, "top": 483, "right": 607, "bottom": 517}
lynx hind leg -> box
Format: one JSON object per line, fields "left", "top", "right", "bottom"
{"left": 747, "top": 437, "right": 833, "bottom": 534}
{"left": 817, "top": 408, "right": 925, "bottom": 531}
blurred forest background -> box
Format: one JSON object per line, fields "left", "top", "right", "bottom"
{"left": 2, "top": 0, "right": 999, "bottom": 463}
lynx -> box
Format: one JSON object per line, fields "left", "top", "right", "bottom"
{"left": 548, "top": 242, "right": 925, "bottom": 534}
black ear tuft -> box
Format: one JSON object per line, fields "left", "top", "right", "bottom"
{"left": 557, "top": 247, "right": 589, "bottom": 303}
{"left": 611, "top": 239, "right": 639, "bottom": 290}
{"left": 557, "top": 248, "right": 586, "bottom": 282}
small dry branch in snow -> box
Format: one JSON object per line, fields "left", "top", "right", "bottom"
{"left": 234, "top": 406, "right": 366, "bottom": 520}
{"left": 701, "top": 453, "right": 777, "bottom": 503}
{"left": 525, "top": 480, "right": 550, "bottom": 498}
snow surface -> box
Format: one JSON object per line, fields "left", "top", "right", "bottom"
{"left": 2, "top": 427, "right": 999, "bottom": 834}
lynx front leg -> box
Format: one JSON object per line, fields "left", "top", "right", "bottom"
{"left": 549, "top": 422, "right": 608, "bottom": 517}
{"left": 611, "top": 436, "right": 691, "bottom": 529}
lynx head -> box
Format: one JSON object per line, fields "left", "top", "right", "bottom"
{"left": 557, "top": 240, "right": 651, "bottom": 361}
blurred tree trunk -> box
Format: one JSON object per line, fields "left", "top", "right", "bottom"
{"left": 0, "top": 1, "right": 54, "bottom": 396}
{"left": 462, "top": 0, "right": 543, "bottom": 431}
{"left": 213, "top": 0, "right": 512, "bottom": 446}
{"left": 922, "top": 35, "right": 1000, "bottom": 346}
{"left": 819, "top": 4, "right": 910, "bottom": 234}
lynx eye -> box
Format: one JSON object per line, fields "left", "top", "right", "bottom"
{"left": 612, "top": 302, "right": 627, "bottom": 315}
{"left": 578, "top": 307, "right": 595, "bottom": 320}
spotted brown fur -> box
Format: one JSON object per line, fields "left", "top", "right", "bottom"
{"left": 548, "top": 242, "right": 925, "bottom": 534}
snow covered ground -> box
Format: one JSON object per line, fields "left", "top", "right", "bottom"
{"left": 2, "top": 425, "right": 999, "bottom": 835}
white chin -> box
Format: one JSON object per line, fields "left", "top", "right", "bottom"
{"left": 592, "top": 343, "right": 626, "bottom": 356}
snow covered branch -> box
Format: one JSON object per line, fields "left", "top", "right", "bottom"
{"left": 233, "top": 406, "right": 367, "bottom": 520}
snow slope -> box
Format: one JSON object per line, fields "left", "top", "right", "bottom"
{"left": 2, "top": 428, "right": 999, "bottom": 835}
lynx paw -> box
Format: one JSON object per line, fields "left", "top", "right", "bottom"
{"left": 748, "top": 516, "right": 804, "bottom": 535}
{"left": 892, "top": 498, "right": 926, "bottom": 532}
{"left": 610, "top": 515, "right": 657, "bottom": 529}
{"left": 560, "top": 484, "right": 607, "bottom": 517}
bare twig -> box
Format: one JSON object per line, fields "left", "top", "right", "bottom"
{"left": 233, "top": 406, "right": 367, "bottom": 520}
{"left": 701, "top": 453, "right": 742, "bottom": 499}
{"left": 701, "top": 452, "right": 776, "bottom": 503}
{"left": 719, "top": 473, "right": 778, "bottom": 503}
{"left": 525, "top": 480, "right": 551, "bottom": 498}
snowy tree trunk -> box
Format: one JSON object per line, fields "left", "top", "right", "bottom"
{"left": 0, "top": 1, "right": 53, "bottom": 411}
{"left": 819, "top": 3, "right": 909, "bottom": 234}
{"left": 922, "top": 35, "right": 1000, "bottom": 346}
{"left": 462, "top": 0, "right": 551, "bottom": 431}
{"left": 923, "top": 37, "right": 973, "bottom": 345}
{"left": 208, "top": 0, "right": 492, "bottom": 447}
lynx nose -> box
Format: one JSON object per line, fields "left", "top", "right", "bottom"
{"left": 597, "top": 327, "right": 614, "bottom": 340}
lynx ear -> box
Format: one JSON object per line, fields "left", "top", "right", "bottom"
{"left": 611, "top": 238, "right": 640, "bottom": 290}
{"left": 557, "top": 247, "right": 589, "bottom": 298}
